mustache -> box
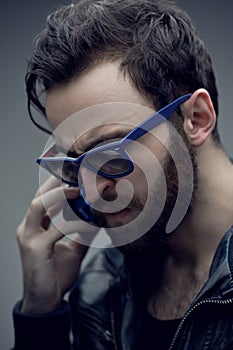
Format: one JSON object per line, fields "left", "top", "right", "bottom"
{"left": 92, "top": 195, "right": 145, "bottom": 227}
{"left": 94, "top": 193, "right": 145, "bottom": 213}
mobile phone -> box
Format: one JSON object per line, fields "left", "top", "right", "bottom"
{"left": 63, "top": 190, "right": 96, "bottom": 223}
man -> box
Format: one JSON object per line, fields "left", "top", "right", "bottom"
{"left": 13, "top": 0, "right": 233, "bottom": 349}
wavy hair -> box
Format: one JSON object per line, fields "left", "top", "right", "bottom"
{"left": 26, "top": 0, "right": 219, "bottom": 142}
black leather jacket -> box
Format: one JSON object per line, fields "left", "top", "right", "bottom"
{"left": 13, "top": 227, "right": 233, "bottom": 350}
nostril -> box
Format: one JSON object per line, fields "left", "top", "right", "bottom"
{"left": 79, "top": 167, "right": 117, "bottom": 204}
{"left": 100, "top": 188, "right": 118, "bottom": 202}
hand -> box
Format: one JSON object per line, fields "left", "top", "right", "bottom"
{"left": 17, "top": 176, "right": 98, "bottom": 314}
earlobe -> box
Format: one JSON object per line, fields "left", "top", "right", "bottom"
{"left": 183, "top": 89, "right": 216, "bottom": 146}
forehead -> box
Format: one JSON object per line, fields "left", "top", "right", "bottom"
{"left": 46, "top": 61, "right": 153, "bottom": 126}
{"left": 50, "top": 102, "right": 155, "bottom": 152}
{"left": 45, "top": 61, "right": 155, "bottom": 149}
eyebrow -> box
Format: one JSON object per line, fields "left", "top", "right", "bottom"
{"left": 67, "top": 129, "right": 132, "bottom": 158}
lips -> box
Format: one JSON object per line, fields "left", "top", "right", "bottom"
{"left": 104, "top": 208, "right": 132, "bottom": 226}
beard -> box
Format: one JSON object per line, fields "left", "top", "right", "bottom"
{"left": 118, "top": 151, "right": 197, "bottom": 255}
{"left": 115, "top": 133, "right": 198, "bottom": 301}
{"left": 91, "top": 126, "right": 198, "bottom": 258}
{"left": 83, "top": 121, "right": 198, "bottom": 300}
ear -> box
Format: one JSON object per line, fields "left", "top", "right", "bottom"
{"left": 182, "top": 89, "right": 216, "bottom": 146}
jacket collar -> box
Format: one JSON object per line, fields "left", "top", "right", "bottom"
{"left": 106, "top": 226, "right": 233, "bottom": 303}
{"left": 190, "top": 226, "right": 233, "bottom": 304}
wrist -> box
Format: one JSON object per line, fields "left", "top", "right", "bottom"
{"left": 21, "top": 295, "right": 63, "bottom": 314}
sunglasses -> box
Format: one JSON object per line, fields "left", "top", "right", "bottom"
{"left": 37, "top": 94, "right": 191, "bottom": 186}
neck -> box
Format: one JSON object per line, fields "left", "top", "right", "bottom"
{"left": 122, "top": 143, "right": 233, "bottom": 319}
{"left": 122, "top": 245, "right": 167, "bottom": 302}
{"left": 147, "top": 147, "right": 233, "bottom": 319}
{"left": 168, "top": 143, "right": 233, "bottom": 270}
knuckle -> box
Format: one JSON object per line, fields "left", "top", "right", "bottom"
{"left": 24, "top": 239, "right": 37, "bottom": 252}
{"left": 16, "top": 221, "right": 28, "bottom": 246}
{"left": 30, "top": 198, "right": 40, "bottom": 211}
{"left": 16, "top": 222, "right": 23, "bottom": 241}
{"left": 16, "top": 230, "right": 27, "bottom": 248}
{"left": 21, "top": 237, "right": 40, "bottom": 253}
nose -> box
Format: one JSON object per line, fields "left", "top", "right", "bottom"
{"left": 79, "top": 166, "right": 116, "bottom": 204}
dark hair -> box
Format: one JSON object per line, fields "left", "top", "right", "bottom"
{"left": 26, "top": 0, "right": 220, "bottom": 142}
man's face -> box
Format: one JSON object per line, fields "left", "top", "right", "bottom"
{"left": 45, "top": 61, "right": 196, "bottom": 250}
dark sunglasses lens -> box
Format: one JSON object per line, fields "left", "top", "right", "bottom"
{"left": 86, "top": 150, "right": 131, "bottom": 176}
{"left": 44, "top": 161, "right": 79, "bottom": 184}
{"left": 62, "top": 161, "right": 79, "bottom": 183}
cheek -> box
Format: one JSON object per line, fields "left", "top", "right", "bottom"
{"left": 126, "top": 163, "right": 162, "bottom": 206}
{"left": 123, "top": 126, "right": 171, "bottom": 203}
{"left": 142, "top": 133, "right": 169, "bottom": 162}
{"left": 129, "top": 166, "right": 148, "bottom": 193}
{"left": 125, "top": 145, "right": 169, "bottom": 206}
{"left": 126, "top": 134, "right": 168, "bottom": 182}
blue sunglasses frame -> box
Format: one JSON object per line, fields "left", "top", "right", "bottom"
{"left": 37, "top": 94, "right": 191, "bottom": 185}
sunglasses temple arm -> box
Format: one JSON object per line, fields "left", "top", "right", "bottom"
{"left": 121, "top": 93, "right": 191, "bottom": 146}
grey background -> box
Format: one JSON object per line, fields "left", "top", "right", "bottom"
{"left": 1, "top": 1, "right": 232, "bottom": 348}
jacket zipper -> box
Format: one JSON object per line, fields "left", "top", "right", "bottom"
{"left": 110, "top": 307, "right": 119, "bottom": 350}
{"left": 109, "top": 279, "right": 123, "bottom": 350}
{"left": 168, "top": 297, "right": 233, "bottom": 350}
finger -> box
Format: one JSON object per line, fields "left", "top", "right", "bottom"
{"left": 34, "top": 175, "right": 62, "bottom": 198}
{"left": 46, "top": 188, "right": 80, "bottom": 219}
{"left": 46, "top": 219, "right": 99, "bottom": 247}
{"left": 25, "top": 187, "right": 80, "bottom": 232}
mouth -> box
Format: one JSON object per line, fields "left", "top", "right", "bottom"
{"left": 103, "top": 208, "right": 133, "bottom": 227}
